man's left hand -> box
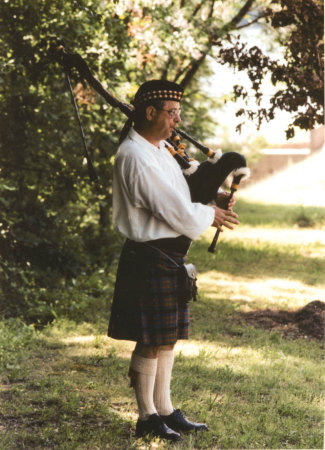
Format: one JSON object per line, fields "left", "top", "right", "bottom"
{"left": 216, "top": 192, "right": 236, "bottom": 210}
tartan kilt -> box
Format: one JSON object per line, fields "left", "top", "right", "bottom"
{"left": 108, "top": 239, "right": 190, "bottom": 346}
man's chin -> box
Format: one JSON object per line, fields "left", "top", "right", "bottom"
{"left": 160, "top": 129, "right": 174, "bottom": 141}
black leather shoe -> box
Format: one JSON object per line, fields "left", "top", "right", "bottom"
{"left": 136, "top": 413, "right": 181, "bottom": 441}
{"left": 161, "top": 409, "right": 208, "bottom": 432}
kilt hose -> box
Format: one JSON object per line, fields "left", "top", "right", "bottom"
{"left": 108, "top": 239, "right": 190, "bottom": 346}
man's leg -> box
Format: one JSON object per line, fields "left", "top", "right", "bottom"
{"left": 129, "top": 348, "right": 157, "bottom": 420}
{"left": 130, "top": 343, "right": 180, "bottom": 441}
{"left": 153, "top": 345, "right": 209, "bottom": 433}
{"left": 153, "top": 347, "right": 175, "bottom": 416}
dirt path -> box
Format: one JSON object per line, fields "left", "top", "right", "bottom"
{"left": 240, "top": 300, "right": 325, "bottom": 341}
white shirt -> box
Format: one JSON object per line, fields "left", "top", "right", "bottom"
{"left": 112, "top": 128, "right": 215, "bottom": 242}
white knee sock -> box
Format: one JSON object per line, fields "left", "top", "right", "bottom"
{"left": 130, "top": 352, "right": 158, "bottom": 420}
{"left": 153, "top": 349, "right": 174, "bottom": 416}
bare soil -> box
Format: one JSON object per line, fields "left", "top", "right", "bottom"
{"left": 240, "top": 300, "right": 325, "bottom": 341}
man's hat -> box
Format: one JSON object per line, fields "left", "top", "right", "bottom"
{"left": 132, "top": 80, "right": 184, "bottom": 106}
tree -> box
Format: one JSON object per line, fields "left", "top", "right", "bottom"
{"left": 217, "top": 0, "right": 324, "bottom": 137}
{"left": 121, "top": 0, "right": 323, "bottom": 138}
{"left": 0, "top": 0, "right": 132, "bottom": 319}
{"left": 117, "top": 0, "right": 270, "bottom": 138}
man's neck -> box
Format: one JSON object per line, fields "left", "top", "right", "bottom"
{"left": 134, "top": 126, "right": 161, "bottom": 148}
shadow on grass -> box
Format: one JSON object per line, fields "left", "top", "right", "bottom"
{"left": 190, "top": 237, "right": 325, "bottom": 286}
{"left": 0, "top": 348, "right": 135, "bottom": 449}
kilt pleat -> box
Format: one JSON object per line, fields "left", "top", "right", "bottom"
{"left": 108, "top": 240, "right": 189, "bottom": 346}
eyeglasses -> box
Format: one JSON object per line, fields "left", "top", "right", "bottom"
{"left": 156, "top": 108, "right": 181, "bottom": 118}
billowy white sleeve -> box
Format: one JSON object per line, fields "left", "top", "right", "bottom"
{"left": 128, "top": 164, "right": 215, "bottom": 241}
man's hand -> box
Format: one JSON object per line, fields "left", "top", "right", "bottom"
{"left": 211, "top": 206, "right": 239, "bottom": 232}
{"left": 216, "top": 192, "right": 236, "bottom": 210}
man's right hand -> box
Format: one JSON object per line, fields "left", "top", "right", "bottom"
{"left": 211, "top": 206, "right": 239, "bottom": 232}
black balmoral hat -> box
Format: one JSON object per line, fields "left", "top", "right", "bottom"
{"left": 132, "top": 80, "right": 184, "bottom": 106}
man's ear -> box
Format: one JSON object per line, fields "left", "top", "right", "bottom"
{"left": 145, "top": 105, "right": 157, "bottom": 121}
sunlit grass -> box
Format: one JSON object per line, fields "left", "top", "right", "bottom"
{"left": 220, "top": 226, "right": 325, "bottom": 257}
{"left": 199, "top": 271, "right": 324, "bottom": 308}
{"left": 191, "top": 234, "right": 325, "bottom": 288}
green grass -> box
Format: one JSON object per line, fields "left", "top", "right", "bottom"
{"left": 234, "top": 199, "right": 325, "bottom": 228}
{"left": 192, "top": 236, "right": 325, "bottom": 286}
{"left": 1, "top": 202, "right": 324, "bottom": 449}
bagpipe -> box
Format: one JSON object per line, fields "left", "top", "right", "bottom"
{"left": 51, "top": 43, "right": 250, "bottom": 252}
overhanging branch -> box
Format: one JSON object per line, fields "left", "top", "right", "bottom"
{"left": 236, "top": 13, "right": 265, "bottom": 30}
{"left": 223, "top": 0, "right": 256, "bottom": 30}
{"left": 179, "top": 0, "right": 258, "bottom": 88}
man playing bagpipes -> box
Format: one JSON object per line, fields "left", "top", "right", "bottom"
{"left": 107, "top": 79, "right": 239, "bottom": 441}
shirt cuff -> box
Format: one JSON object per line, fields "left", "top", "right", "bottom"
{"left": 185, "top": 204, "right": 215, "bottom": 240}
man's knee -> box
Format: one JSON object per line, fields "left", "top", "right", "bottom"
{"left": 134, "top": 344, "right": 159, "bottom": 359}
{"left": 129, "top": 343, "right": 175, "bottom": 387}
{"left": 134, "top": 343, "right": 175, "bottom": 359}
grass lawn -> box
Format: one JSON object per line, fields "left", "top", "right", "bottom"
{"left": 1, "top": 199, "right": 324, "bottom": 449}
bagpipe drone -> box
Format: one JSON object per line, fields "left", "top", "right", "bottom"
{"left": 51, "top": 43, "right": 250, "bottom": 253}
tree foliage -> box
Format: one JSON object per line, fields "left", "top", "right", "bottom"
{"left": 0, "top": 0, "right": 129, "bottom": 319}
{"left": 217, "top": 0, "right": 324, "bottom": 137}
{"left": 0, "top": 0, "right": 323, "bottom": 321}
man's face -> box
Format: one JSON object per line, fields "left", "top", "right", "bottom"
{"left": 147, "top": 100, "right": 181, "bottom": 141}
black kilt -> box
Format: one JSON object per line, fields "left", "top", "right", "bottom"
{"left": 108, "top": 238, "right": 191, "bottom": 346}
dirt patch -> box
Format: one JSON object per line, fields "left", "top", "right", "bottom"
{"left": 240, "top": 300, "right": 325, "bottom": 341}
